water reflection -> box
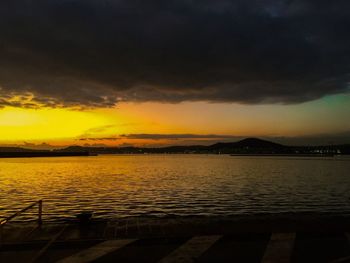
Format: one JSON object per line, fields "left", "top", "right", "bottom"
{"left": 0, "top": 155, "right": 350, "bottom": 221}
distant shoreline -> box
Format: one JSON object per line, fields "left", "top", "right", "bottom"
{"left": 0, "top": 152, "right": 91, "bottom": 158}
{"left": 229, "top": 153, "right": 335, "bottom": 157}
{"left": 1, "top": 138, "right": 349, "bottom": 157}
{"left": 0, "top": 152, "right": 346, "bottom": 158}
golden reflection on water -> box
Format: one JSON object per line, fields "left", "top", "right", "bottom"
{"left": 0, "top": 155, "right": 350, "bottom": 222}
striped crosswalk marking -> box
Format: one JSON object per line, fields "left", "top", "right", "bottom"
{"left": 261, "top": 233, "right": 295, "bottom": 263}
{"left": 158, "top": 235, "right": 222, "bottom": 263}
{"left": 56, "top": 239, "right": 136, "bottom": 263}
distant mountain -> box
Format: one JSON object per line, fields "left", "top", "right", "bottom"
{"left": 1, "top": 138, "right": 349, "bottom": 156}
{"left": 0, "top": 146, "right": 90, "bottom": 157}
{"left": 211, "top": 138, "right": 283, "bottom": 148}
{"left": 208, "top": 138, "right": 289, "bottom": 154}
{"left": 0, "top": 147, "right": 46, "bottom": 152}
{"left": 55, "top": 138, "right": 349, "bottom": 155}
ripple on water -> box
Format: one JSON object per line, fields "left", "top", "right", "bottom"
{"left": 0, "top": 155, "right": 350, "bottom": 222}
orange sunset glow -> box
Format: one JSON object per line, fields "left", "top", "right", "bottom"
{"left": 0, "top": 93, "right": 349, "bottom": 148}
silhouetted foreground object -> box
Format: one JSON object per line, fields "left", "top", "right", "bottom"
{"left": 76, "top": 212, "right": 93, "bottom": 225}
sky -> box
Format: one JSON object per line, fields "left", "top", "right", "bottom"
{"left": 0, "top": 0, "right": 349, "bottom": 148}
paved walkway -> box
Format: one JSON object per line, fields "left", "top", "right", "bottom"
{"left": 1, "top": 218, "right": 350, "bottom": 262}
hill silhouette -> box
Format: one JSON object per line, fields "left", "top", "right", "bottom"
{"left": 55, "top": 138, "right": 348, "bottom": 155}
{"left": 208, "top": 138, "right": 288, "bottom": 153}
{"left": 0, "top": 138, "right": 349, "bottom": 157}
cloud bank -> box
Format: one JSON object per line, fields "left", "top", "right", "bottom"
{"left": 0, "top": 0, "right": 349, "bottom": 107}
{"left": 79, "top": 132, "right": 350, "bottom": 145}
{"left": 120, "top": 134, "right": 240, "bottom": 140}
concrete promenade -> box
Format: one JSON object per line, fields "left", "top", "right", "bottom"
{"left": 1, "top": 216, "right": 350, "bottom": 262}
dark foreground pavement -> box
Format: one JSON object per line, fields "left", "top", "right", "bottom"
{"left": 2, "top": 216, "right": 350, "bottom": 263}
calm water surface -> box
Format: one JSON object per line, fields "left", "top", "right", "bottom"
{"left": 1, "top": 154, "right": 350, "bottom": 221}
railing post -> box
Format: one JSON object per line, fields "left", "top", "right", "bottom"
{"left": 0, "top": 200, "right": 43, "bottom": 234}
{"left": 38, "top": 200, "right": 43, "bottom": 226}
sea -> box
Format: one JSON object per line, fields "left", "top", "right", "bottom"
{"left": 1, "top": 154, "right": 350, "bottom": 222}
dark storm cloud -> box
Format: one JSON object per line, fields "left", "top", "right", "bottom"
{"left": 0, "top": 0, "right": 350, "bottom": 107}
